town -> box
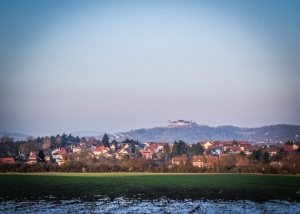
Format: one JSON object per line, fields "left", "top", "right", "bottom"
{"left": 1, "top": 131, "right": 299, "bottom": 174}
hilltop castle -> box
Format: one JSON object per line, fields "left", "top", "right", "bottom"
{"left": 168, "top": 120, "right": 194, "bottom": 127}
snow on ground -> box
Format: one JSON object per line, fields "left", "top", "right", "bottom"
{"left": 0, "top": 198, "right": 299, "bottom": 213}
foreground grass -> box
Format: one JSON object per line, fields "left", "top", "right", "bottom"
{"left": 1, "top": 173, "right": 300, "bottom": 202}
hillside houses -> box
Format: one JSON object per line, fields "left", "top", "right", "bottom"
{"left": 52, "top": 148, "right": 67, "bottom": 163}
{"left": 139, "top": 149, "right": 153, "bottom": 159}
{"left": 198, "top": 140, "right": 255, "bottom": 156}
{"left": 28, "top": 151, "right": 39, "bottom": 164}
{"left": 199, "top": 142, "right": 213, "bottom": 149}
{"left": 284, "top": 145, "right": 294, "bottom": 152}
{"left": 170, "top": 140, "right": 292, "bottom": 170}
{"left": 9, "top": 140, "right": 287, "bottom": 165}
{"left": 115, "top": 147, "right": 130, "bottom": 160}
{"left": 144, "top": 142, "right": 165, "bottom": 153}
{"left": 139, "top": 142, "right": 166, "bottom": 159}
{"left": 2, "top": 132, "right": 300, "bottom": 175}
{"left": 93, "top": 145, "right": 109, "bottom": 156}
{"left": 208, "top": 146, "right": 223, "bottom": 155}
{"left": 27, "top": 150, "right": 51, "bottom": 164}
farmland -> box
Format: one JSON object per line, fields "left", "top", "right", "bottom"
{"left": 1, "top": 173, "right": 300, "bottom": 202}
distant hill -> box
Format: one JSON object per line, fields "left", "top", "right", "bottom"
{"left": 0, "top": 132, "right": 31, "bottom": 141}
{"left": 2, "top": 124, "right": 300, "bottom": 143}
{"left": 71, "top": 131, "right": 106, "bottom": 139}
{"left": 0, "top": 131, "right": 108, "bottom": 141}
{"left": 113, "top": 124, "right": 300, "bottom": 143}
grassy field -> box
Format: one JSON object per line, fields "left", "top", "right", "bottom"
{"left": 1, "top": 173, "right": 300, "bottom": 202}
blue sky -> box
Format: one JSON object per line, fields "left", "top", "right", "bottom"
{"left": 0, "top": 0, "right": 299, "bottom": 136}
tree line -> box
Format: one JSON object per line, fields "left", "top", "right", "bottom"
{"left": 1, "top": 151, "right": 300, "bottom": 174}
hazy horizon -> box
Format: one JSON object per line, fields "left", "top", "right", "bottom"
{"left": 1, "top": 122, "right": 300, "bottom": 138}
{"left": 1, "top": 1, "right": 299, "bottom": 136}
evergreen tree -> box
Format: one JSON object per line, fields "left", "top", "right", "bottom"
{"left": 75, "top": 136, "right": 81, "bottom": 143}
{"left": 163, "top": 143, "right": 171, "bottom": 161}
{"left": 262, "top": 151, "right": 270, "bottom": 164}
{"left": 187, "top": 144, "right": 196, "bottom": 157}
{"left": 172, "top": 141, "right": 179, "bottom": 157}
{"left": 37, "top": 150, "right": 45, "bottom": 162}
{"left": 50, "top": 135, "right": 57, "bottom": 149}
{"left": 250, "top": 149, "right": 271, "bottom": 165}
{"left": 250, "top": 149, "right": 262, "bottom": 161}
{"left": 178, "top": 140, "right": 186, "bottom": 155}
{"left": 124, "top": 138, "right": 130, "bottom": 144}
{"left": 67, "top": 134, "right": 73, "bottom": 142}
{"left": 56, "top": 134, "right": 62, "bottom": 147}
{"left": 102, "top": 133, "right": 110, "bottom": 148}
{"left": 36, "top": 136, "right": 43, "bottom": 144}
{"left": 135, "top": 150, "right": 142, "bottom": 158}
{"left": 111, "top": 140, "right": 118, "bottom": 151}
{"left": 163, "top": 143, "right": 171, "bottom": 155}
{"left": 61, "top": 133, "right": 67, "bottom": 147}
{"left": 131, "top": 141, "right": 136, "bottom": 153}
{"left": 195, "top": 143, "right": 204, "bottom": 155}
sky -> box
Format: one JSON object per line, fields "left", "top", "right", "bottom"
{"left": 0, "top": 0, "right": 299, "bottom": 136}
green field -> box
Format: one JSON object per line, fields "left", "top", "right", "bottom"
{"left": 1, "top": 173, "right": 300, "bottom": 202}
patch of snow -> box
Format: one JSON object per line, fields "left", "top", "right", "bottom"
{"left": 1, "top": 198, "right": 300, "bottom": 213}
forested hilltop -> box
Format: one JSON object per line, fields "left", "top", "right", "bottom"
{"left": 113, "top": 124, "right": 300, "bottom": 143}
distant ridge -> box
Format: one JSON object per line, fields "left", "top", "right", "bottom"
{"left": 2, "top": 124, "right": 300, "bottom": 143}
{"left": 113, "top": 124, "right": 300, "bottom": 143}
{"left": 0, "top": 132, "right": 31, "bottom": 141}
{"left": 0, "top": 131, "right": 106, "bottom": 141}
{"left": 71, "top": 131, "right": 106, "bottom": 139}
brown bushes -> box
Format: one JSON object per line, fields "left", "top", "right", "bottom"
{"left": 1, "top": 154, "right": 300, "bottom": 175}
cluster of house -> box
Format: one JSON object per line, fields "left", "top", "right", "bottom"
{"left": 85, "top": 142, "right": 166, "bottom": 161}
{"left": 0, "top": 139, "right": 299, "bottom": 167}
{"left": 172, "top": 141, "right": 299, "bottom": 167}
{"left": 0, "top": 141, "right": 167, "bottom": 165}
{"left": 23, "top": 141, "right": 146, "bottom": 165}
{"left": 27, "top": 148, "right": 66, "bottom": 165}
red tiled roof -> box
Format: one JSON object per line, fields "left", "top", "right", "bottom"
{"left": 52, "top": 148, "right": 66, "bottom": 155}
{"left": 237, "top": 141, "right": 248, "bottom": 145}
{"left": 140, "top": 150, "right": 153, "bottom": 157}
{"left": 283, "top": 146, "right": 294, "bottom": 151}
{"left": 145, "top": 145, "right": 155, "bottom": 151}
{"left": 223, "top": 143, "right": 234, "bottom": 147}
{"left": 93, "top": 145, "right": 107, "bottom": 152}
{"left": 58, "top": 148, "right": 66, "bottom": 155}
{"left": 212, "top": 141, "right": 224, "bottom": 146}
{"left": 145, "top": 142, "right": 165, "bottom": 152}
{"left": 231, "top": 147, "right": 241, "bottom": 152}
{"left": 0, "top": 157, "right": 14, "bottom": 163}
